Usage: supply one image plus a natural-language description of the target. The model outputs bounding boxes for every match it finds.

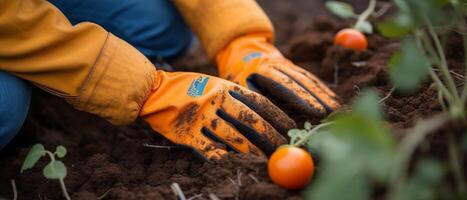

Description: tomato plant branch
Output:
[415,33,455,103]
[426,19,461,101]
[447,133,466,197]
[461,27,467,103]
[293,122,333,147]
[388,113,449,200]
[416,28,465,118]
[354,0,376,30]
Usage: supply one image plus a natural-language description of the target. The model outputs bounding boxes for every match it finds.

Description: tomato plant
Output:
[377,0,466,120]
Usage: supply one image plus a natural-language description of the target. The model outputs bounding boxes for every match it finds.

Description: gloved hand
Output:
[216,33,340,118]
[140,71,296,159]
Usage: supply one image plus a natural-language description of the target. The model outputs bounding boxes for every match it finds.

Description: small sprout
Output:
[21,144,70,200]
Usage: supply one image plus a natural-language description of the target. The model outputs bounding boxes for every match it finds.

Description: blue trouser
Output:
[0,0,192,149]
[49,0,193,59]
[0,71,31,149]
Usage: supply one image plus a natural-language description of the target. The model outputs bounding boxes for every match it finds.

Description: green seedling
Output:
[21,144,70,200]
[325,0,377,33]
[378,0,467,120]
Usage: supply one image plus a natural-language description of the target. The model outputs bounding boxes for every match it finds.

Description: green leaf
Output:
[287,129,301,138]
[303,89,396,199]
[55,146,67,158]
[399,158,443,200]
[325,1,356,19]
[21,144,45,172]
[353,89,382,120]
[355,21,373,34]
[461,133,467,153]
[304,122,312,130]
[394,0,452,27]
[305,159,369,200]
[389,38,431,93]
[43,161,67,179]
[377,20,412,38]
[330,115,394,180]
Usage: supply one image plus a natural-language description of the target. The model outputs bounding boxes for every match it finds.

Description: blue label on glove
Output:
[187,76,210,97]
[243,52,262,62]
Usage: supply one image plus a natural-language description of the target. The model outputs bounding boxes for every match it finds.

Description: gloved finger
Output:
[229,87,296,135]
[247,69,327,117]
[163,131,228,159]
[219,94,288,156]
[276,65,340,112]
[202,118,265,157]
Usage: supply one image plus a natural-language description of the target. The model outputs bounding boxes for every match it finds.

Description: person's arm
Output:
[172,0,274,58]
[0,0,156,125]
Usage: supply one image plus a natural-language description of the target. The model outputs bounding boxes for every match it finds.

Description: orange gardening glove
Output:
[140,71,296,159]
[216,34,340,118]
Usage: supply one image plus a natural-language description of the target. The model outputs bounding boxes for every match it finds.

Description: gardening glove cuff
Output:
[216,33,340,118]
[66,33,156,125]
[140,71,296,159]
[172,0,274,58]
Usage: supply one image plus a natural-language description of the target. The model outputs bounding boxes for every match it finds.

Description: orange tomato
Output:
[268,146,315,190]
[333,28,368,51]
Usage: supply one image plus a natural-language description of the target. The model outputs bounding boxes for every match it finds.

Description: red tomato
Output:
[333,28,368,51]
[268,146,315,190]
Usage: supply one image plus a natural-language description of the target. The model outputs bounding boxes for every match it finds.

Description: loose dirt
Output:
[0,0,465,200]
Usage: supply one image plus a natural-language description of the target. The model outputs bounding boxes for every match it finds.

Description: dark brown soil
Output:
[0,0,465,200]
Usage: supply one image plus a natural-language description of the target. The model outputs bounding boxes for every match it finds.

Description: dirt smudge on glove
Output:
[175,103,199,127]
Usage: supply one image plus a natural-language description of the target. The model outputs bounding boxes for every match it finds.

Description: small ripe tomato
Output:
[268,146,314,190]
[333,28,368,51]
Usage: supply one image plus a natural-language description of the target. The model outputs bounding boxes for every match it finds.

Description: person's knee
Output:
[0,72,31,149]
[50,0,193,59]
[120,0,194,59]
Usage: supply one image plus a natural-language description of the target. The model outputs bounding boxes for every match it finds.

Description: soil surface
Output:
[0,0,465,200]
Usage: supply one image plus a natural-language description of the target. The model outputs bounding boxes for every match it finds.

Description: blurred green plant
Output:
[295,89,465,200]
[377,0,466,119]
[21,144,70,200]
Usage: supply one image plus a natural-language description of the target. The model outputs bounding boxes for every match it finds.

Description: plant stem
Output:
[429,68,455,102]
[59,178,71,200]
[461,24,467,103]
[294,122,333,147]
[171,183,187,200]
[415,33,455,103]
[354,0,377,29]
[426,19,461,101]
[388,113,449,200]
[447,132,466,197]
[44,151,56,162]
[10,180,17,200]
